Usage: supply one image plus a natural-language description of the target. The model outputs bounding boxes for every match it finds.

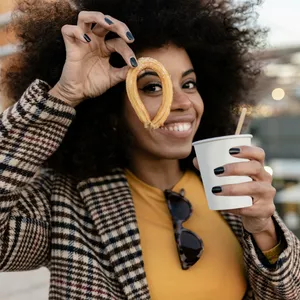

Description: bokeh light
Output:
[272,88,285,101]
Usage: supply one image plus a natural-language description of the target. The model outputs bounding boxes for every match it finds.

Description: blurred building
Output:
[255,47,300,117]
[249,46,300,160]
[248,47,300,237]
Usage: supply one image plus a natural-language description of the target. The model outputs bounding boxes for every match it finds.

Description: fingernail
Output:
[212,186,222,194]
[214,167,224,175]
[83,33,91,43]
[126,31,134,41]
[130,57,138,67]
[104,17,114,25]
[229,148,240,155]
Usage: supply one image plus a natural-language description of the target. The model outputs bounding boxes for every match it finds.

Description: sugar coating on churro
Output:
[126,57,173,129]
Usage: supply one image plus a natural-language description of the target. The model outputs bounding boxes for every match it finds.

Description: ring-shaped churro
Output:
[126,57,173,129]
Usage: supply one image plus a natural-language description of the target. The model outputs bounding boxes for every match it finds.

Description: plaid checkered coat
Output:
[0,80,299,300]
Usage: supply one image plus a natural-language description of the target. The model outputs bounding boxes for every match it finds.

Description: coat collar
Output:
[77,168,150,300]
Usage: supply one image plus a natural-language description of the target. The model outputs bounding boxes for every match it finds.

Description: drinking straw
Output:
[235,107,247,135]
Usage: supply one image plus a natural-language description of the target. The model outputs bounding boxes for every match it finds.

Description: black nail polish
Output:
[130,57,138,67]
[83,33,91,43]
[126,31,134,41]
[212,186,222,194]
[214,167,225,175]
[229,148,240,155]
[104,17,114,25]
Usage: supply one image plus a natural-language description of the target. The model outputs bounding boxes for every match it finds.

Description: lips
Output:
[163,115,195,125]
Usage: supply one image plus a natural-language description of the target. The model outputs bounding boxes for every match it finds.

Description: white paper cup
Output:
[192,134,253,211]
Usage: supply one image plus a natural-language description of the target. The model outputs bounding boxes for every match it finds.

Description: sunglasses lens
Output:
[165,189,204,269]
[168,194,190,220]
[180,231,203,263]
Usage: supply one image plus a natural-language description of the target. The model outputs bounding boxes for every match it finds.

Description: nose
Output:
[171,89,193,111]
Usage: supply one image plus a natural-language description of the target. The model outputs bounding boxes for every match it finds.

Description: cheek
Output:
[192,96,204,129]
[138,92,162,120]
[125,92,162,123]
[123,97,149,136]
[195,94,204,113]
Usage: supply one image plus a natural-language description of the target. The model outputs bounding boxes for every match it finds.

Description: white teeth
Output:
[160,122,192,132]
[183,123,190,131]
[178,125,183,132]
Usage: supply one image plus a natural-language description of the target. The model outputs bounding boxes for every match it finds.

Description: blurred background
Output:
[0,0,300,299]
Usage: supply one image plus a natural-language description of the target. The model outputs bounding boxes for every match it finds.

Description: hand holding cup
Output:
[193,145,276,234]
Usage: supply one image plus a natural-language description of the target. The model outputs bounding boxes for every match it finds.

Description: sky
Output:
[256,0,300,47]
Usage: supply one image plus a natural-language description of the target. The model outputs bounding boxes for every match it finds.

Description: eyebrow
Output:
[137,68,195,80]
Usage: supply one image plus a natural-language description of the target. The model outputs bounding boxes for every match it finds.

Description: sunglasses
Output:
[164,188,204,270]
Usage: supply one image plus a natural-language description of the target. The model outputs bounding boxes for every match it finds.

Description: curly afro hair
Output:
[1,0,265,179]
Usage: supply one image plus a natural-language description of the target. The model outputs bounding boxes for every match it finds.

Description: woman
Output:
[0,0,299,299]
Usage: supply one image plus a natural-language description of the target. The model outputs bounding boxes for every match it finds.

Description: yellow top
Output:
[125,169,247,299]
[263,238,284,264]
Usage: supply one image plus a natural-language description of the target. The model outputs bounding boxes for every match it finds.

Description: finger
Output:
[105,38,138,68]
[212,181,275,198]
[193,157,199,170]
[91,23,109,38]
[226,202,276,219]
[229,145,266,164]
[61,25,91,51]
[77,11,135,43]
[102,15,135,41]
[92,15,128,38]
[215,160,271,182]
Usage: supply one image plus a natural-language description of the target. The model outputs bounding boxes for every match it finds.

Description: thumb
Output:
[110,65,130,86]
[61,25,89,52]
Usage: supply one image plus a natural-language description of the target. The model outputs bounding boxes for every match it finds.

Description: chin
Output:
[160,145,192,160]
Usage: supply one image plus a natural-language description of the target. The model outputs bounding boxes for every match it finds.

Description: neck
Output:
[128,152,184,191]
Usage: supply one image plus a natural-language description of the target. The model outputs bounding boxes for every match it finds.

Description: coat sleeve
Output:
[0,79,76,271]
[242,211,300,300]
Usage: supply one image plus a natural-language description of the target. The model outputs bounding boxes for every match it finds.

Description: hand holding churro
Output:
[126,57,173,129]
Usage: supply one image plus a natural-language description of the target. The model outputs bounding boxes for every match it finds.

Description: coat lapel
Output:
[220,211,244,242]
[77,168,150,300]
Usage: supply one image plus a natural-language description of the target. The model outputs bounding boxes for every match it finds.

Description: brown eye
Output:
[183,81,197,89]
[142,83,162,93]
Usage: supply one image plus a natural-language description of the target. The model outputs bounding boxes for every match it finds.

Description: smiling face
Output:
[123,44,204,162]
